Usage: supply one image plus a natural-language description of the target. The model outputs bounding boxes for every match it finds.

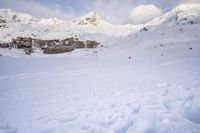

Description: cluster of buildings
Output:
[0,37,100,54]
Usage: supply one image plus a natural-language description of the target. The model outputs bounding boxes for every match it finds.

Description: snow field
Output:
[0,57,200,133]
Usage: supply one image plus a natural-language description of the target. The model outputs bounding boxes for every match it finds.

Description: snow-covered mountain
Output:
[0,9,141,43]
[149,4,200,26]
[0,3,200,56]
[96,4,200,62]
[1,3,199,42]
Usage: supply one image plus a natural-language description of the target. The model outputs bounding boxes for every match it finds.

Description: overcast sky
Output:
[0,0,199,24]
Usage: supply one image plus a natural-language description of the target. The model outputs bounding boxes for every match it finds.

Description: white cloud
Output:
[94,0,135,24]
[0,0,74,20]
[129,5,163,24]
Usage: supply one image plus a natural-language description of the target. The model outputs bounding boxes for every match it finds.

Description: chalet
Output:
[60,38,70,46]
[32,39,45,48]
[43,39,60,47]
[0,19,6,23]
[74,40,85,48]
[43,45,75,54]
[85,40,99,48]
[24,48,32,55]
[68,38,75,45]
[12,37,32,49]
[0,43,11,48]
[59,38,84,48]
[0,24,6,28]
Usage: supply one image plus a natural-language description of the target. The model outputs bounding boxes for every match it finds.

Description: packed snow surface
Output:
[0,56,200,133]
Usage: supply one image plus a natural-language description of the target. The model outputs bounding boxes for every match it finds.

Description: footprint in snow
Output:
[129,113,159,133]
[57,113,79,123]
[176,92,194,101]
[111,117,134,133]
[161,88,169,96]
[81,123,108,133]
[159,83,173,96]
[37,116,48,121]
[41,129,55,133]
[184,101,192,110]
[183,106,200,124]
[0,122,18,133]
[163,99,173,111]
[131,104,141,114]
[100,115,118,126]
[113,92,122,97]
[183,87,191,91]
[158,83,171,88]
[0,122,11,130]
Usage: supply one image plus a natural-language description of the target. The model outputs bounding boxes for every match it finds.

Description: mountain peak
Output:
[84,11,99,18]
[148,3,200,26]
[74,11,101,26]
